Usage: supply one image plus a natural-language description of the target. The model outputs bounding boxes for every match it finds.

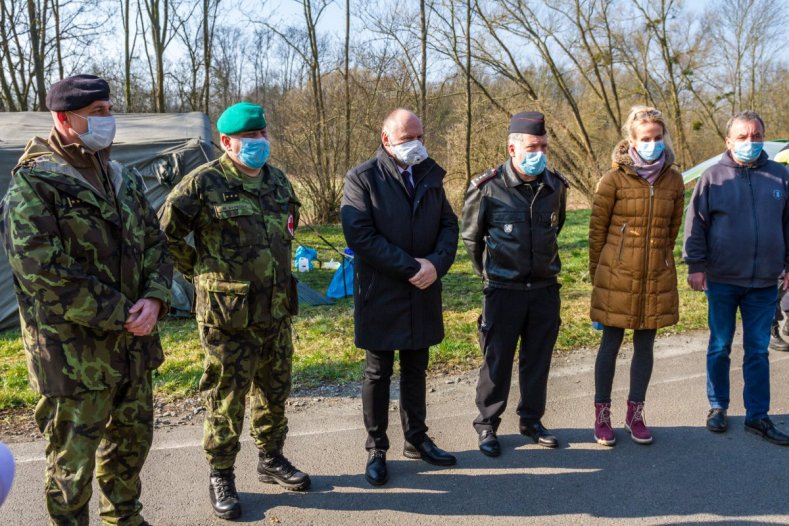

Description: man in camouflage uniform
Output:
[159,102,307,521]
[0,75,172,526]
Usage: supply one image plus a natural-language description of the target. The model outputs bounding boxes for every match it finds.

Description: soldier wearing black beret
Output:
[461,111,569,457]
[1,74,172,525]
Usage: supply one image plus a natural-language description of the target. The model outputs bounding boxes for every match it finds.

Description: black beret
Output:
[45,74,110,111]
[509,111,546,135]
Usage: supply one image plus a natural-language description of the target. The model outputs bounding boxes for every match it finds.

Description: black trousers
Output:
[362,348,429,450]
[594,326,656,403]
[473,285,561,433]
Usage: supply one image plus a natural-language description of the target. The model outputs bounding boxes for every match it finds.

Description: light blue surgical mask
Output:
[69,112,116,152]
[520,151,547,176]
[237,137,270,169]
[732,140,763,164]
[636,140,665,162]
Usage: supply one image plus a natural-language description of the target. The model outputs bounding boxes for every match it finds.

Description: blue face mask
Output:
[237,137,270,169]
[732,141,763,164]
[636,140,665,162]
[520,151,547,176]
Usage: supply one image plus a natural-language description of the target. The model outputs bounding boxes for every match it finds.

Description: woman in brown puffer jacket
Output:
[588,106,685,447]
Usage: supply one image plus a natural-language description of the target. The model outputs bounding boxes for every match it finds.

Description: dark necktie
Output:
[402,169,414,197]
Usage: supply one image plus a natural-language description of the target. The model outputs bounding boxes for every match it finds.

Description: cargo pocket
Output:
[194,274,250,330]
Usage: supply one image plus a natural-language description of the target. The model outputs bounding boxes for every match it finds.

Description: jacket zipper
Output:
[617,223,627,260]
[528,183,544,281]
[638,185,655,328]
[746,170,759,283]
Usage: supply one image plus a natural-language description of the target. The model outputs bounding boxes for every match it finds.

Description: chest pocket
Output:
[491,210,527,236]
[213,200,266,247]
[57,193,121,262]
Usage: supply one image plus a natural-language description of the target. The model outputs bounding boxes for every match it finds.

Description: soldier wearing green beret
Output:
[0,74,172,525]
[159,102,307,521]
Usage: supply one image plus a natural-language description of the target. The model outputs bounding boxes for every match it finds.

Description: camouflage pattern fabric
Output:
[200,320,293,469]
[0,132,172,526]
[159,154,300,468]
[159,154,300,325]
[0,136,173,397]
[35,371,153,526]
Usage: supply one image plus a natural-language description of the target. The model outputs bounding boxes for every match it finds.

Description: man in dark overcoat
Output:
[341,108,459,486]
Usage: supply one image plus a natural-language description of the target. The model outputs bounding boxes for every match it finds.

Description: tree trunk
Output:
[26,0,48,110]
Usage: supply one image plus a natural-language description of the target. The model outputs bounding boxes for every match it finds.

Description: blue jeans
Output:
[705,281,777,421]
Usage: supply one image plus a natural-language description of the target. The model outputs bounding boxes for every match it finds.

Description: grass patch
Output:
[0,209,709,410]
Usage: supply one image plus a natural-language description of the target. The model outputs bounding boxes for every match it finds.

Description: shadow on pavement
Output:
[238,422,789,521]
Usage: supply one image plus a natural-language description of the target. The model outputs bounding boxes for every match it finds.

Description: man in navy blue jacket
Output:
[684,110,789,446]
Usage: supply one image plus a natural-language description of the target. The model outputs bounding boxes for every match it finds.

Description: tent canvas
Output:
[0,112,214,329]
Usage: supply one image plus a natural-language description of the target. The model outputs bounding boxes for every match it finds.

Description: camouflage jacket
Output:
[0,134,173,397]
[159,154,300,329]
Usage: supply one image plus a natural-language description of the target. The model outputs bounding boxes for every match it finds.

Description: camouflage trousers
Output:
[199,318,293,470]
[34,372,153,526]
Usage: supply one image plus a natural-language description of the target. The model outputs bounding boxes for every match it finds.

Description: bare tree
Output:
[202,0,220,115]
[139,0,185,112]
[344,0,351,169]
[263,0,344,223]
[631,0,698,167]
[26,0,50,110]
[120,0,138,110]
[360,0,432,117]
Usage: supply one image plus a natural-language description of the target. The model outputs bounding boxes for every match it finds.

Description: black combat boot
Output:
[257,450,311,491]
[769,324,789,352]
[209,468,241,520]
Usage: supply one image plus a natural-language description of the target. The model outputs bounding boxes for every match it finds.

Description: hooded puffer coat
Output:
[588,140,685,329]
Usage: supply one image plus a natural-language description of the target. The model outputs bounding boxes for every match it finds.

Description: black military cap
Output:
[508,111,546,135]
[45,74,110,111]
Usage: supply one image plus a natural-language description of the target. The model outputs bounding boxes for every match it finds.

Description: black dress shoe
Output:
[403,437,457,466]
[209,468,241,520]
[744,418,789,445]
[257,451,311,491]
[478,430,500,457]
[706,408,728,433]
[365,449,388,486]
[519,421,558,448]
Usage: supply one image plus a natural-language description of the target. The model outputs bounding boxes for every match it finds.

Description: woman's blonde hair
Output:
[622,105,673,149]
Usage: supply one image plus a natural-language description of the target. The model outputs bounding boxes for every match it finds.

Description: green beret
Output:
[217,102,267,135]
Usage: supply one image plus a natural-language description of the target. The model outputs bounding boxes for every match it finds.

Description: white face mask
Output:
[69,112,116,151]
[389,139,428,167]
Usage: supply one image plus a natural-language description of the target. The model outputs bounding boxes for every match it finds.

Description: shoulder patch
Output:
[471,168,498,188]
[552,170,571,188]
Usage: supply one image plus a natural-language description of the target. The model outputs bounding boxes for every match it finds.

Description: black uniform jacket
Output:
[461,159,568,290]
[341,146,458,351]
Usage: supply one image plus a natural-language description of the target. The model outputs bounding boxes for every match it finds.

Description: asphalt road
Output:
[3,328,789,525]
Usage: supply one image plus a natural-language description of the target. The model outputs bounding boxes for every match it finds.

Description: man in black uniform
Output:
[461,111,568,457]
